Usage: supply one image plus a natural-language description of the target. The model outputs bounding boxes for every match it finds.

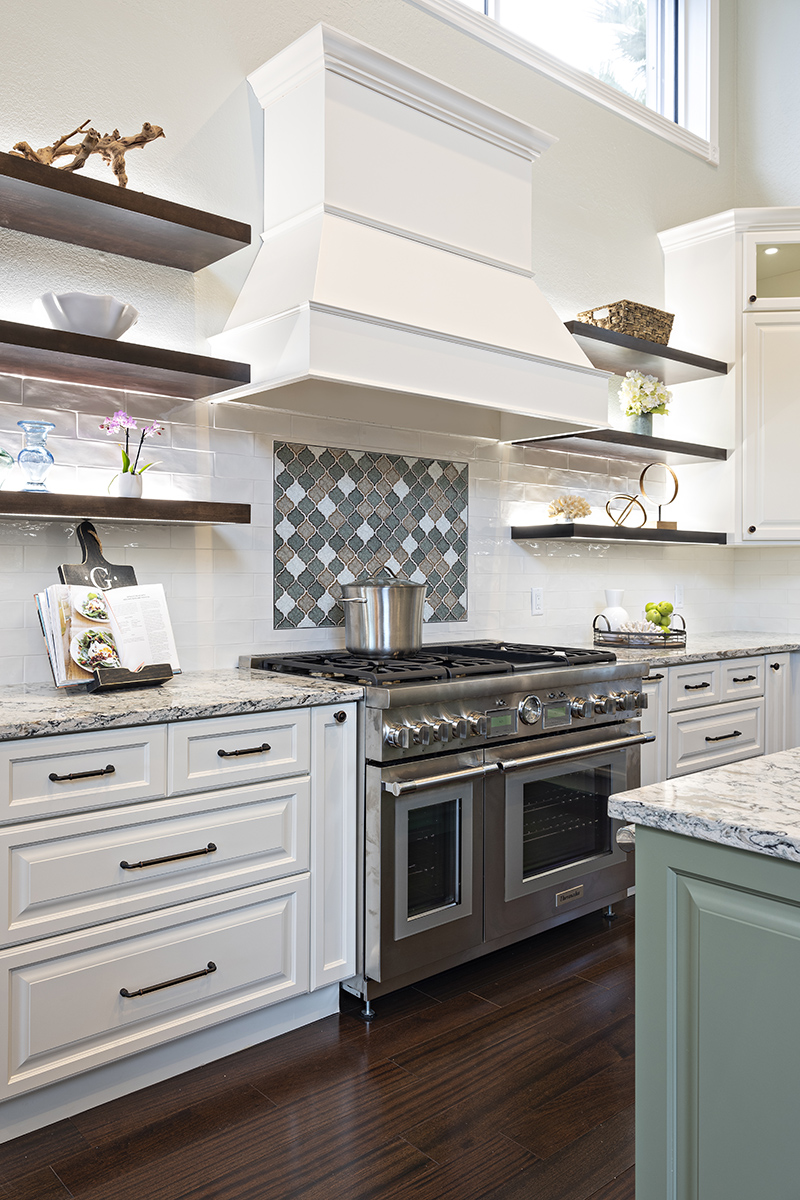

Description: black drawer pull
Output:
[685,682,711,690]
[732,675,756,683]
[333,710,348,724]
[49,764,115,783]
[705,730,742,743]
[120,843,217,870]
[120,961,217,998]
[649,673,665,682]
[771,662,781,671]
[217,742,271,758]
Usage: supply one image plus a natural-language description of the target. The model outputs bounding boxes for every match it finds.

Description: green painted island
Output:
[609,748,800,1200]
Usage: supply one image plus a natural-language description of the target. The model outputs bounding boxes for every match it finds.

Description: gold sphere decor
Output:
[639,462,679,529]
[605,494,647,528]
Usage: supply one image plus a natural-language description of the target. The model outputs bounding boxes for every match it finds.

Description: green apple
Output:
[657,601,674,616]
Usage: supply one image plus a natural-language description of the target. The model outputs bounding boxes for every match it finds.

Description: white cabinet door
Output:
[0,727,168,824]
[640,673,668,786]
[668,698,765,777]
[742,312,800,541]
[1,778,311,945]
[310,703,357,991]
[168,711,310,794]
[765,653,793,754]
[0,876,310,1099]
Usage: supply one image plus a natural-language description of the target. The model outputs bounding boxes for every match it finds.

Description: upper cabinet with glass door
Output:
[745,231,800,310]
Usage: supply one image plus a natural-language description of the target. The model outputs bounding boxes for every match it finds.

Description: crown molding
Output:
[659,207,800,252]
[247,23,556,161]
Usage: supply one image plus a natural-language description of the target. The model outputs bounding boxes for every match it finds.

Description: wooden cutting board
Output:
[58,521,137,590]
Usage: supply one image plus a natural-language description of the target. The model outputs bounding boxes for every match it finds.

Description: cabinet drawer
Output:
[720,657,764,702]
[0,727,168,824]
[668,699,765,778]
[1,778,311,945]
[0,877,310,1098]
[169,711,310,794]
[668,664,721,711]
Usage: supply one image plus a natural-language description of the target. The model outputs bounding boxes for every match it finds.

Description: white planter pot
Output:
[113,473,143,499]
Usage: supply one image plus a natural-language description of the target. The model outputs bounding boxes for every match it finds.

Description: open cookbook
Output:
[36,583,181,687]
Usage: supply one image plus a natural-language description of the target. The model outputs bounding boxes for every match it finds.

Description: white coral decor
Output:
[618,370,672,417]
[548,494,592,520]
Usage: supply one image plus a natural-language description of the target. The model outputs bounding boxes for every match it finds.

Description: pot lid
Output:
[349,566,424,588]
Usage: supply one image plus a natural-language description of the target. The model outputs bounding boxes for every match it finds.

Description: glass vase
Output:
[623,413,653,436]
[17,420,55,492]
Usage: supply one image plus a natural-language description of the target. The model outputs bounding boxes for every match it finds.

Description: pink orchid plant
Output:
[100,410,163,480]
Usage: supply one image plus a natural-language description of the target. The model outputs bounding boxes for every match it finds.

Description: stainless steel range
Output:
[245,642,653,1015]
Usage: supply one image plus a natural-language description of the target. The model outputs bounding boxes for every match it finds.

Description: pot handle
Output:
[340,597,368,604]
[372,566,398,581]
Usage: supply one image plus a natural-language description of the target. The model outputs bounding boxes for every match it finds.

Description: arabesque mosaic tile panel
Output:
[273,442,468,629]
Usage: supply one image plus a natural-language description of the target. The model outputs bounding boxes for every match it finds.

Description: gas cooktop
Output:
[246,641,616,687]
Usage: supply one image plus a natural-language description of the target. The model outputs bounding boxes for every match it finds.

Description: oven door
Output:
[484,725,652,941]
[366,751,490,983]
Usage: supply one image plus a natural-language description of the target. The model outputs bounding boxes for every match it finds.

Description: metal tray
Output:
[593,612,686,648]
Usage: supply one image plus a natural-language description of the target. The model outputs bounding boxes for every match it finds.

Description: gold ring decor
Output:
[605,494,647,527]
[639,462,679,506]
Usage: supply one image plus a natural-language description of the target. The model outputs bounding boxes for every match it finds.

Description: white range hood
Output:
[210,25,609,439]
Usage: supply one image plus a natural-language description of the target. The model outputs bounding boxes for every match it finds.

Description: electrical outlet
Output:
[531,587,544,616]
[674,583,684,608]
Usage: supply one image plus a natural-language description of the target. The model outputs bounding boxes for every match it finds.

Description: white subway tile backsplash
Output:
[2,381,798,688]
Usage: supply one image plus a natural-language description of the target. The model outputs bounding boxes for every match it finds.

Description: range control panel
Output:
[378,685,647,758]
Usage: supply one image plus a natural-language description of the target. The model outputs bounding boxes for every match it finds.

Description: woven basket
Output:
[577,300,674,345]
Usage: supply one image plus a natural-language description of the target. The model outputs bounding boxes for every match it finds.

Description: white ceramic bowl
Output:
[37,291,139,340]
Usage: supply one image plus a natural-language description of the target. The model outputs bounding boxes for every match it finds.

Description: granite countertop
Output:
[585,632,800,669]
[610,746,800,863]
[0,670,363,741]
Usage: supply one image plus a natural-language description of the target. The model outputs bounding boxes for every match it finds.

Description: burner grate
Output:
[249,641,614,685]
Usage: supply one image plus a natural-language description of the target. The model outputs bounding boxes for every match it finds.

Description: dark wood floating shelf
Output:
[511,523,728,546]
[0,319,249,400]
[565,321,729,385]
[514,427,729,466]
[0,150,251,271]
[0,492,250,525]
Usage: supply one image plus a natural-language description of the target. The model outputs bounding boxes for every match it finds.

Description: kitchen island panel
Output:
[636,826,800,1200]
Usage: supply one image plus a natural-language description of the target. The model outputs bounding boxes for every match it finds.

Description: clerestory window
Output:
[405,0,719,162]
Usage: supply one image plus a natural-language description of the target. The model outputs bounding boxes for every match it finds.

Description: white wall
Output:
[0,0,797,684]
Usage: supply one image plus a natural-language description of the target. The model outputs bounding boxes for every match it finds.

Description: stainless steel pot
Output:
[339,566,426,656]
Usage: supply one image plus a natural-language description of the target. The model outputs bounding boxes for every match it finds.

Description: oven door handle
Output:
[497,732,656,774]
[382,762,500,796]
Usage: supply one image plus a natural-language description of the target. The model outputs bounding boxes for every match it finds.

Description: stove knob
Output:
[411,723,433,746]
[634,690,648,710]
[592,694,614,715]
[432,721,451,743]
[608,692,628,712]
[384,724,411,749]
[451,718,470,739]
[518,695,542,725]
[570,696,590,718]
[467,713,488,737]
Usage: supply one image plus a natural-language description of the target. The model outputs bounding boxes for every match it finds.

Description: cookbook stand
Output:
[58,520,173,693]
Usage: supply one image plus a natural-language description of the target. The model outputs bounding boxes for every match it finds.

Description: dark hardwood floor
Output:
[0,901,635,1200]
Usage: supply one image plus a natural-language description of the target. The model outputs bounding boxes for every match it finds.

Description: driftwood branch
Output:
[94,123,165,188]
[9,120,165,187]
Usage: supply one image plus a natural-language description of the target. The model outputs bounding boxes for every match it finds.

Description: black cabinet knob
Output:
[748,525,756,533]
[333,710,347,724]
[749,294,757,302]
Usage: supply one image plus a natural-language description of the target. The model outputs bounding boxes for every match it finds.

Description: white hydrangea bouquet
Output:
[618,370,672,417]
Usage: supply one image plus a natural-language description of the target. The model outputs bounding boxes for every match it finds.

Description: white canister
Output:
[599,589,630,631]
